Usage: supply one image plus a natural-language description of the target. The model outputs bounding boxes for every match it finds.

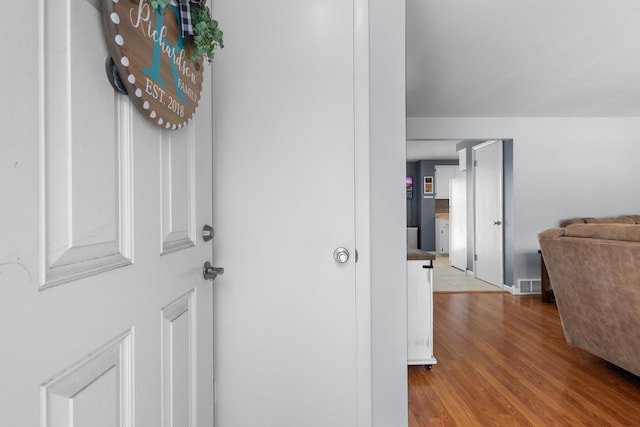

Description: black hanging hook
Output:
[105,56,128,95]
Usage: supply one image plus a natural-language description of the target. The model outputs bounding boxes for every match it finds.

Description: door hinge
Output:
[474,254,478,261]
[474,160,478,167]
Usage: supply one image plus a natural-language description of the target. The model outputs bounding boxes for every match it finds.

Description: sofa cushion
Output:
[564,223,640,242]
[583,216,636,224]
[560,215,640,227]
[559,218,586,227]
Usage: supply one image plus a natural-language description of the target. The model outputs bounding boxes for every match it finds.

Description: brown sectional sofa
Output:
[538,215,640,377]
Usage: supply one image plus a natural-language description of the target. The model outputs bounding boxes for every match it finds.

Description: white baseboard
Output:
[502,284,516,295]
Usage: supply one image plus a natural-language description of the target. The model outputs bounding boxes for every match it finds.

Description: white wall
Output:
[370,0,408,426]
[408,117,640,280]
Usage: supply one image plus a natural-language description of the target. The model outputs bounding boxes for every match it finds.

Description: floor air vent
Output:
[516,278,542,295]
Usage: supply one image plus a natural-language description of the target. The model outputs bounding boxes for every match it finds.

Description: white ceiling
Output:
[406,0,640,118]
[406,139,460,161]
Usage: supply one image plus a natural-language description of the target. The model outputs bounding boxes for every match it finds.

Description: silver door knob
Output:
[333,247,350,264]
[203,261,224,281]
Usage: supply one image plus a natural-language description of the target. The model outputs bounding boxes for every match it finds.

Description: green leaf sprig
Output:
[145,0,223,63]
[149,0,171,10]
[190,5,224,62]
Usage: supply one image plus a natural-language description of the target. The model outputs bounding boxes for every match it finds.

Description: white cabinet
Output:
[434,165,456,199]
[435,218,450,255]
[407,254,437,367]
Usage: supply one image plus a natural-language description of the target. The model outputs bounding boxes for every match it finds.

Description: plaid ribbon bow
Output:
[178,0,204,37]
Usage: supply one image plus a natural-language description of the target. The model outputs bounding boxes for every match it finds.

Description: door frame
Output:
[449,172,467,271]
[354,0,373,420]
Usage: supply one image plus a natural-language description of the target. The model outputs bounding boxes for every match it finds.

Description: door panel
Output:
[212,0,358,425]
[474,140,503,287]
[41,330,133,427]
[41,0,133,288]
[162,290,197,427]
[1,1,214,425]
[161,130,197,254]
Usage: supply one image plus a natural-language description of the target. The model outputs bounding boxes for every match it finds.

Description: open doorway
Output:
[405,139,514,289]
[406,139,459,254]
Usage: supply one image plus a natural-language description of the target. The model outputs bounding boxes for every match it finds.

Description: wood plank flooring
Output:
[409,293,640,426]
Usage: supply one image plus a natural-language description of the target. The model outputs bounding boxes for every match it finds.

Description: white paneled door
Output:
[1,1,214,426]
[474,140,504,287]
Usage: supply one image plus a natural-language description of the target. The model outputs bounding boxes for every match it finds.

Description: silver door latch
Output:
[203,261,224,281]
[202,224,214,242]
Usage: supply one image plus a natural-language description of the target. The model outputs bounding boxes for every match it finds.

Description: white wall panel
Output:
[39,0,132,288]
[160,126,196,254]
[162,290,196,427]
[40,330,133,427]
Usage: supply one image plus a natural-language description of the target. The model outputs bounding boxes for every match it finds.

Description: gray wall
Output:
[406,162,419,227]
[406,159,458,251]
[503,140,514,287]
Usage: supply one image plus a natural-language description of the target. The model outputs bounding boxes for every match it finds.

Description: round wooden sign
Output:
[101,0,204,130]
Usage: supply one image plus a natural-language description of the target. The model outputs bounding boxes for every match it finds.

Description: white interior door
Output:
[474,140,504,287]
[449,173,467,271]
[1,2,214,425]
[211,1,359,426]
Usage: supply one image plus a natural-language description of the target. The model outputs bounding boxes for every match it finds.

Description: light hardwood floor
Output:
[432,256,503,293]
[409,293,640,426]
